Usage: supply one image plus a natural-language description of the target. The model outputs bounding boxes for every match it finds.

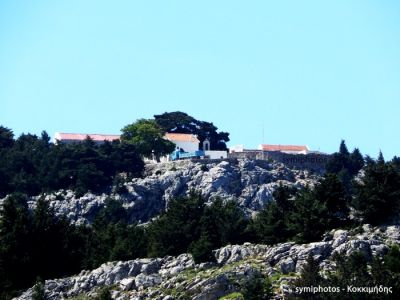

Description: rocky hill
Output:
[15,224,400,300]
[20,159,320,225]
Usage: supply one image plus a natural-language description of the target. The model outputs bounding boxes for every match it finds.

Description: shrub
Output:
[241,271,273,300]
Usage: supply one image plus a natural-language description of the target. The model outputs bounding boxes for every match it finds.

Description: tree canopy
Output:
[352,158,400,225]
[120,119,175,158]
[0,128,144,197]
[0,126,14,149]
[154,111,230,150]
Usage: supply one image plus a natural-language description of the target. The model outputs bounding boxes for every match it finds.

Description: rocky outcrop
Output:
[10,159,319,225]
[15,225,400,300]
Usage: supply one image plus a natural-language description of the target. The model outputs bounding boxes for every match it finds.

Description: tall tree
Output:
[189,199,248,263]
[349,148,364,175]
[326,140,364,177]
[352,158,400,225]
[154,111,230,150]
[250,185,295,244]
[287,187,329,243]
[339,140,349,156]
[0,193,34,297]
[147,193,205,257]
[121,119,175,158]
[313,174,349,227]
[0,126,14,149]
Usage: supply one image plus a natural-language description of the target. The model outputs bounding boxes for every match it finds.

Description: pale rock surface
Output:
[15,225,400,300]
[1,159,319,225]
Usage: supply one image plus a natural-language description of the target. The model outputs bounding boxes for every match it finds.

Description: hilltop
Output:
[17,159,319,226]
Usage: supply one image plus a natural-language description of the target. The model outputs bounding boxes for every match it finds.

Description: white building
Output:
[162,133,228,160]
[164,133,200,152]
[54,132,120,144]
[258,144,310,155]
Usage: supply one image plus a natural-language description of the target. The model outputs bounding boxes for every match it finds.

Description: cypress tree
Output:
[349,148,364,175]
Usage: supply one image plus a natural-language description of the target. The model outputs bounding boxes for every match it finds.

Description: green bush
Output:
[95,287,111,300]
[32,279,46,300]
[241,271,273,300]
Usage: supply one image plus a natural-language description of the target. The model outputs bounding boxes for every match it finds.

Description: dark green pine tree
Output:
[147,193,205,257]
[0,193,34,297]
[287,187,329,243]
[273,184,296,214]
[352,156,400,225]
[189,199,248,263]
[32,197,87,279]
[339,140,350,156]
[0,125,14,149]
[349,148,365,175]
[325,140,350,174]
[377,151,385,164]
[326,140,364,180]
[326,252,372,300]
[313,174,349,228]
[200,199,248,247]
[391,156,400,171]
[251,201,287,244]
[384,245,400,273]
[251,185,295,244]
[294,255,322,289]
[189,233,215,264]
[382,245,400,296]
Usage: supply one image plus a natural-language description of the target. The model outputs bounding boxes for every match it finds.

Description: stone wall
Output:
[228,150,330,172]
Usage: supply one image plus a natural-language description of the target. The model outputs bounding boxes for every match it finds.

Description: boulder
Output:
[119,278,135,291]
[278,257,296,274]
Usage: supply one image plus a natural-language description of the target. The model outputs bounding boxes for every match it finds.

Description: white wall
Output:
[230,144,244,152]
[281,150,308,155]
[174,141,199,152]
[205,150,227,159]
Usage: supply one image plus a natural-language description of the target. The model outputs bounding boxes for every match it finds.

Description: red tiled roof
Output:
[164,133,200,143]
[55,132,120,142]
[260,144,309,152]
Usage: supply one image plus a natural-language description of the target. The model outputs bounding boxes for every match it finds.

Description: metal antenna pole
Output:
[262,123,265,160]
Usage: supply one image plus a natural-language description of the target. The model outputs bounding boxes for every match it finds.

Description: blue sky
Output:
[1,1,399,158]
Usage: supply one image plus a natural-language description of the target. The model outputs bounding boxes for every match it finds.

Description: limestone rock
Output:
[2,159,319,225]
[278,257,296,274]
[14,224,400,300]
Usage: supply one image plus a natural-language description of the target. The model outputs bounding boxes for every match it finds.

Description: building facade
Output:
[164,133,200,152]
[54,132,120,144]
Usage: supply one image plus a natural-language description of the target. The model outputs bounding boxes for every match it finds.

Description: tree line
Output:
[292,246,400,299]
[0,126,144,198]
[0,111,230,197]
